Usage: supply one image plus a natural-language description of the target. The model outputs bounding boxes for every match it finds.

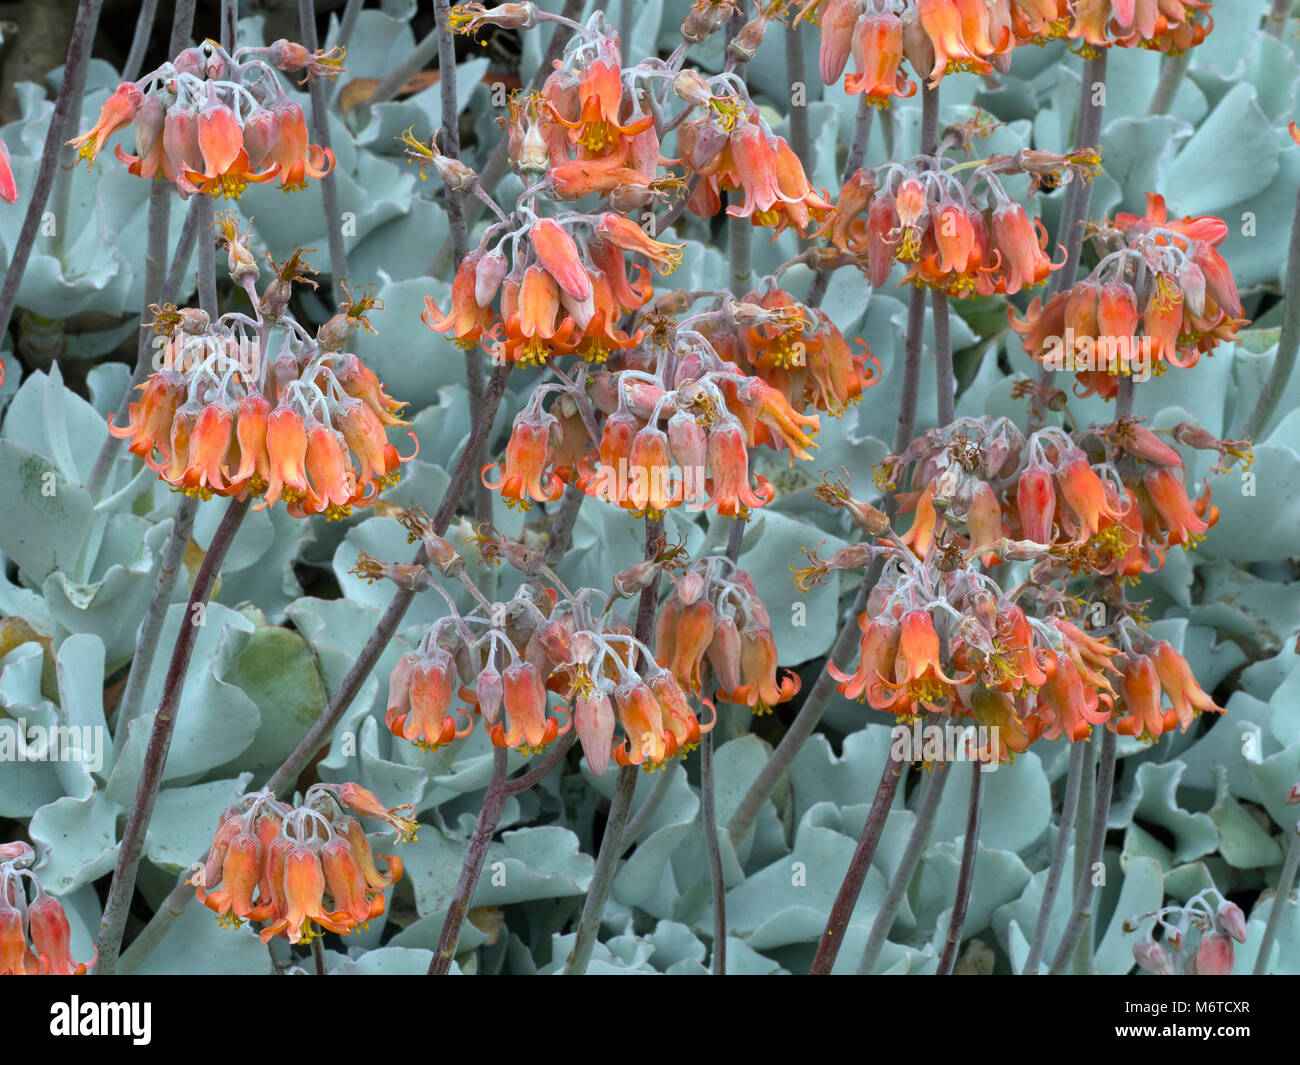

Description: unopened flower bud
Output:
[173,47,205,77]
[1194,932,1234,975]
[1133,939,1175,976]
[1217,901,1248,944]
[475,247,508,307]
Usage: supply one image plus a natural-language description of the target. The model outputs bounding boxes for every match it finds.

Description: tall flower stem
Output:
[936,765,985,974]
[730,206,753,292]
[432,0,491,524]
[618,766,676,856]
[110,501,197,751]
[698,517,746,974]
[1068,729,1097,971]
[1048,726,1117,974]
[121,0,160,83]
[298,0,349,301]
[565,763,639,973]
[363,29,440,108]
[786,18,811,251]
[429,747,510,974]
[726,570,873,846]
[808,755,905,974]
[1034,50,1107,420]
[0,0,104,343]
[1052,51,1107,297]
[1022,739,1086,974]
[97,496,251,974]
[1147,48,1189,116]
[565,514,665,974]
[700,730,727,974]
[1253,821,1300,974]
[220,0,237,51]
[334,0,365,54]
[856,764,951,973]
[805,97,874,308]
[1244,182,1300,441]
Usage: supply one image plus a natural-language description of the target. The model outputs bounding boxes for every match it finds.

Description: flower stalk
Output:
[936,764,985,974]
[97,495,251,974]
[856,763,951,973]
[1022,739,1086,974]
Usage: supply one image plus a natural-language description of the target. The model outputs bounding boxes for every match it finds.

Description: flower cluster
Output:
[697,287,882,417]
[481,299,865,518]
[1,842,95,975]
[1130,889,1247,976]
[1066,0,1213,53]
[826,549,1058,762]
[800,0,1213,101]
[68,38,341,198]
[109,250,414,517]
[656,557,800,712]
[675,75,832,237]
[1100,626,1222,741]
[825,538,1221,759]
[423,212,681,366]
[1012,194,1244,400]
[371,520,714,773]
[825,148,1110,296]
[801,0,1021,98]
[189,784,412,945]
[879,414,1241,577]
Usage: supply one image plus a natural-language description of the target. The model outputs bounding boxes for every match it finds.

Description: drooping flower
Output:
[190,785,409,945]
[0,137,17,205]
[109,295,414,517]
[68,40,339,198]
[0,843,96,975]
